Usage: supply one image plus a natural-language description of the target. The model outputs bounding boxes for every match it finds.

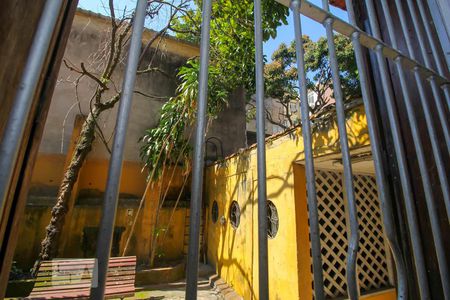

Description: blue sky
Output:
[264,0,348,59]
[77,0,348,59]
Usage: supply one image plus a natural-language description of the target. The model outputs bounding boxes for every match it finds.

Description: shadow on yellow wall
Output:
[204,103,396,300]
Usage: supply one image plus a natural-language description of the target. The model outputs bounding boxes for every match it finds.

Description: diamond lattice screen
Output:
[313,170,391,299]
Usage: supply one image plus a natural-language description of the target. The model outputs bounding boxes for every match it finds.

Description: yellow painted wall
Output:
[15,201,188,270]
[29,154,66,187]
[14,152,188,270]
[77,159,147,196]
[205,104,396,299]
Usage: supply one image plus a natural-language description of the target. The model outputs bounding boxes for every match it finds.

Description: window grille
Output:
[314,170,390,299]
[267,200,279,238]
[229,201,241,229]
[211,200,219,223]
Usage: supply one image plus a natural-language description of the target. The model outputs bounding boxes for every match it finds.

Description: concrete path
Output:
[131,277,224,300]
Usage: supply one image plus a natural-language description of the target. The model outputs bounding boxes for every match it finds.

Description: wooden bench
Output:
[27,256,136,299]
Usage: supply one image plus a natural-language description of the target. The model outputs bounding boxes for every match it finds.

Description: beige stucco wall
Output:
[39,9,199,162]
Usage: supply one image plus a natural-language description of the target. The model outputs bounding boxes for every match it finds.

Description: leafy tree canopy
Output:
[141,3,360,177]
[140,0,288,176]
[172,0,288,96]
[262,33,360,129]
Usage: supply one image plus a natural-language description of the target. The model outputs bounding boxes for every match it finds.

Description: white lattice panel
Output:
[353,174,390,292]
[312,170,390,299]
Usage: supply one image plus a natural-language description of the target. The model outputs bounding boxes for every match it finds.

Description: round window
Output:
[267,200,279,238]
[211,200,219,223]
[229,201,240,229]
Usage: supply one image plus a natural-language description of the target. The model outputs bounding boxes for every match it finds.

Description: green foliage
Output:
[304,34,360,102]
[140,0,288,177]
[264,34,360,121]
[139,60,228,178]
[172,0,288,96]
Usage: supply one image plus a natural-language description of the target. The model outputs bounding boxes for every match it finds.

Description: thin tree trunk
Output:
[34,106,101,270]
[149,165,167,267]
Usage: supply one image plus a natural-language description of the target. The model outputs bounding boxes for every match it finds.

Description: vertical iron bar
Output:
[395,0,450,296]
[291,1,325,299]
[415,0,450,78]
[346,0,431,297]
[321,2,359,298]
[185,0,212,298]
[404,0,450,152]
[254,0,269,299]
[401,0,450,219]
[366,1,429,299]
[414,0,450,109]
[89,0,147,298]
[0,0,63,225]
[350,1,409,298]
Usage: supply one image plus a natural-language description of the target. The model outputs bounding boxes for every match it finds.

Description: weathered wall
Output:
[207,87,248,157]
[12,9,197,270]
[14,197,188,270]
[14,134,189,269]
[39,9,197,162]
[39,9,247,162]
[205,104,396,299]
[15,150,189,270]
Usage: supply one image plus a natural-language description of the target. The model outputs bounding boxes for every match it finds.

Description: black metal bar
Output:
[254,0,269,299]
[290,1,325,299]
[185,0,212,298]
[89,0,147,298]
[321,2,359,298]
[0,0,63,225]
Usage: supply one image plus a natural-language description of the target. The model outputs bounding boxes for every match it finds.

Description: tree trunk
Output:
[35,106,101,266]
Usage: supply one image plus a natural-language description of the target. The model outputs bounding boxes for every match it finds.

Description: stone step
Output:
[209,274,243,300]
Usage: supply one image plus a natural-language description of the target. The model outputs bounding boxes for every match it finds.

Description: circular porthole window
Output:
[267,200,279,238]
[211,201,219,223]
[229,201,241,229]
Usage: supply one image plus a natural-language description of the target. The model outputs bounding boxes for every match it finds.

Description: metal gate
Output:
[184,0,449,299]
[0,0,449,299]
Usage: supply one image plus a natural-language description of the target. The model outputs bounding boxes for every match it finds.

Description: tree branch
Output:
[136,67,171,77]
[134,90,170,101]
[63,60,108,90]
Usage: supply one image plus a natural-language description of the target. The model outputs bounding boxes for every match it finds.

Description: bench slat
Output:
[28,256,136,299]
[40,259,94,265]
[40,256,135,262]
[34,275,136,288]
[31,279,135,292]
[39,256,135,267]
[29,290,134,300]
[29,284,134,297]
[37,265,135,274]
[36,269,136,283]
